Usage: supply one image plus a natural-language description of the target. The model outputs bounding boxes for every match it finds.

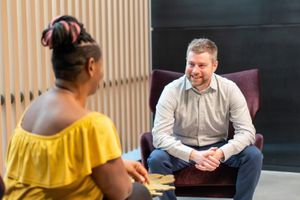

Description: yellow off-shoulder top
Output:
[3,112,122,200]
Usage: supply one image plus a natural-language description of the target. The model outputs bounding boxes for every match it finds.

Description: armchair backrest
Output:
[221,69,260,119]
[149,69,260,138]
[149,70,183,113]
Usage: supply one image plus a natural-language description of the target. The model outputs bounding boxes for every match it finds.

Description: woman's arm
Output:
[92,157,132,200]
[123,160,149,184]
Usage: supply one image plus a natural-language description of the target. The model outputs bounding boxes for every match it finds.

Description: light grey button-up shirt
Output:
[152,73,256,162]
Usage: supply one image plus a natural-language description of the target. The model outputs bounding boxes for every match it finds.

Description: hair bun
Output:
[41,16,81,49]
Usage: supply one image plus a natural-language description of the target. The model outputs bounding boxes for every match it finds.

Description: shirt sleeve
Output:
[220,83,256,161]
[89,115,122,167]
[152,84,194,162]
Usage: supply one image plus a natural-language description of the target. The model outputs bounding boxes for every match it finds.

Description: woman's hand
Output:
[123,160,150,184]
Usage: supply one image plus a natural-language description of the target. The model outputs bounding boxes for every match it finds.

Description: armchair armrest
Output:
[255,133,264,151]
[140,132,154,169]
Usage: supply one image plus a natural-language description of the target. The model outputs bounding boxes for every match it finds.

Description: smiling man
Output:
[147,38,263,200]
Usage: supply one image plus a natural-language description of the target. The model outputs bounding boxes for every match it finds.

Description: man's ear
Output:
[86,57,95,77]
[213,60,218,73]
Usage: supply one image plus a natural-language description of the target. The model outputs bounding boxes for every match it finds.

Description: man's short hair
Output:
[186,38,218,61]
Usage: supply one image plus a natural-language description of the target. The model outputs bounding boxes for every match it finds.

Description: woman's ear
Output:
[86,57,96,77]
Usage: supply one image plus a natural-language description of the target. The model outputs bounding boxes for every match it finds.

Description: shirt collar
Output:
[184,73,218,92]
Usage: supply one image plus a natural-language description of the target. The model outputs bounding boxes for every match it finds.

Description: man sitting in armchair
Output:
[147,38,263,200]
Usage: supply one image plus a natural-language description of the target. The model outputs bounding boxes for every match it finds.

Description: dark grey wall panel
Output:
[152,0,300,28]
[151,0,300,171]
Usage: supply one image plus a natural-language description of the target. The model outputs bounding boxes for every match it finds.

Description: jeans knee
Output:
[245,146,263,166]
[147,149,171,172]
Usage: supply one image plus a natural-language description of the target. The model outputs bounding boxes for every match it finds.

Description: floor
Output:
[153,170,300,200]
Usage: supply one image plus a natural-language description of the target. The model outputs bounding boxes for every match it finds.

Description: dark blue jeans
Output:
[147,141,263,200]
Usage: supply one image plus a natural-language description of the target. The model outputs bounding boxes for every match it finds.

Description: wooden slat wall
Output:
[0,0,150,174]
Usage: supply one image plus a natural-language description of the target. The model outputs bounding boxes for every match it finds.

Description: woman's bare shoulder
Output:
[21,92,89,136]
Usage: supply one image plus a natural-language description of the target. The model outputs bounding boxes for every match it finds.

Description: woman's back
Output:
[22,89,89,136]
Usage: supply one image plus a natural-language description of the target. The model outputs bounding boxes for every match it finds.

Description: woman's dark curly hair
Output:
[41,15,101,81]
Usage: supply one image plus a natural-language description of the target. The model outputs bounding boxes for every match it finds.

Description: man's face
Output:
[185,51,218,92]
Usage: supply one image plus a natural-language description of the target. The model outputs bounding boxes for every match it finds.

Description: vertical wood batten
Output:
[30,0,39,99]
[55,0,60,14]
[38,0,48,93]
[132,0,138,149]
[84,0,92,110]
[18,0,30,109]
[143,1,148,133]
[132,0,137,148]
[59,0,65,14]
[100,0,109,117]
[145,0,151,133]
[81,0,87,26]
[43,0,51,88]
[144,0,150,133]
[2,0,13,144]
[9,0,21,124]
[91,0,98,111]
[95,0,104,115]
[139,0,145,133]
[49,1,56,85]
[124,0,131,152]
[128,0,134,151]
[0,0,5,172]
[112,2,118,135]
[99,1,106,116]
[118,0,126,150]
[132,0,139,149]
[135,0,142,148]
[106,0,115,125]
[35,0,42,92]
[67,0,73,15]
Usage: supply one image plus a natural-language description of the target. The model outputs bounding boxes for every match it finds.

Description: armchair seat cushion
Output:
[174,165,237,187]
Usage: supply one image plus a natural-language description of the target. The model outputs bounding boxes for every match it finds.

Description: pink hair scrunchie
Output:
[42,16,81,48]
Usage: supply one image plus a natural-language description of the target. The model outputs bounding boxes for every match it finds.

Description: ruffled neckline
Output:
[17,112,99,140]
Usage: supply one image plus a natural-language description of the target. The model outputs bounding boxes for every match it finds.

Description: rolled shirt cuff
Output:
[220,143,237,162]
[167,145,194,163]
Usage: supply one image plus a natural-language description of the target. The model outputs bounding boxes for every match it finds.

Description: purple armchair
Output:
[140,69,264,198]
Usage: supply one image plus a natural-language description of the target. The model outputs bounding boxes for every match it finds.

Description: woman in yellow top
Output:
[3,15,151,200]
